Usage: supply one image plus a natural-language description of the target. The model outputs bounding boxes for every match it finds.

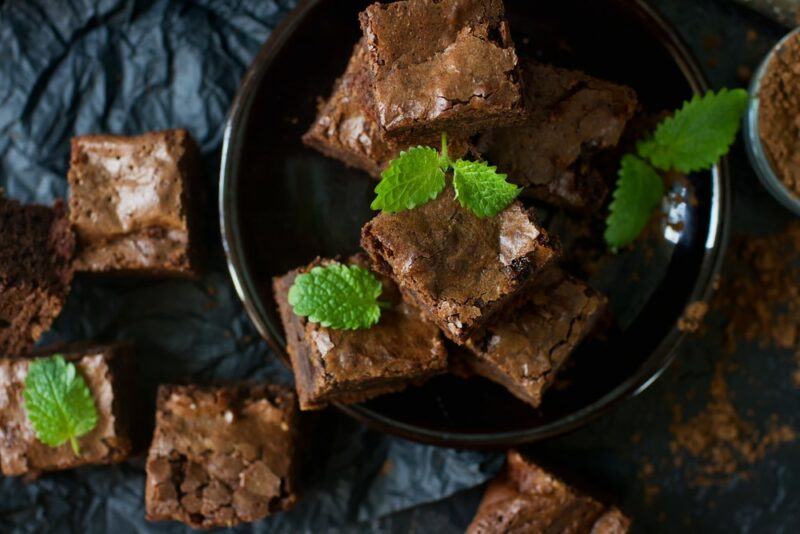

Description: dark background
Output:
[0,0,796,532]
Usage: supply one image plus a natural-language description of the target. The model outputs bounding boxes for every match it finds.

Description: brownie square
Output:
[0,194,75,356]
[67,129,201,275]
[361,188,557,344]
[462,267,607,408]
[303,39,470,179]
[273,254,448,410]
[359,0,524,144]
[467,450,631,533]
[478,61,638,211]
[0,344,133,476]
[145,383,299,529]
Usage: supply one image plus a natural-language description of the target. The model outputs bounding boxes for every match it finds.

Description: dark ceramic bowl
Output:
[220,0,728,447]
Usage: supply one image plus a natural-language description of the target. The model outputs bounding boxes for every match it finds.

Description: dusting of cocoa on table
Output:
[759,32,800,197]
[677,301,709,333]
[713,222,800,354]
[669,362,795,487]
[637,460,660,504]
[665,224,800,486]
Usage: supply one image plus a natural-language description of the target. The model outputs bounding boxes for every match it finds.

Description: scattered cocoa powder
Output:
[637,460,661,504]
[794,349,800,388]
[713,222,800,354]
[758,32,800,197]
[736,64,753,83]
[677,301,709,333]
[669,362,795,487]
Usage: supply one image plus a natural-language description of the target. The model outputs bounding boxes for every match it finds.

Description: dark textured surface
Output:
[0,0,797,533]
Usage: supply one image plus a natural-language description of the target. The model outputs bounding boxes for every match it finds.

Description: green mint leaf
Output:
[452,159,521,218]
[637,88,748,173]
[23,355,98,455]
[288,263,384,330]
[371,146,446,213]
[605,155,665,250]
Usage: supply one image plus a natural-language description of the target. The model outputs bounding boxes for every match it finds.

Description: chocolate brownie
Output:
[462,267,607,408]
[273,254,448,410]
[145,383,298,529]
[359,0,524,144]
[67,129,201,275]
[0,345,132,476]
[361,188,557,344]
[467,450,631,534]
[478,61,638,211]
[303,39,470,179]
[0,194,75,356]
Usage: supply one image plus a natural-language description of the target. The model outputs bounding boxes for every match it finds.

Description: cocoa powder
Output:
[665,224,800,487]
[759,32,800,197]
[669,362,795,487]
[713,222,800,354]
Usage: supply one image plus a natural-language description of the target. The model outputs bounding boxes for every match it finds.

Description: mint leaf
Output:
[288,263,384,330]
[452,159,520,218]
[605,155,665,250]
[637,88,748,173]
[23,355,98,455]
[371,146,447,213]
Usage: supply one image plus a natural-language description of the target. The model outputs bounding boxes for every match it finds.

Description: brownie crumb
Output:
[677,301,709,333]
[669,362,795,487]
[758,33,800,197]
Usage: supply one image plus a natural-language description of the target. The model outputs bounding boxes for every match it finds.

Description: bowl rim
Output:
[219,0,730,447]
[744,26,800,218]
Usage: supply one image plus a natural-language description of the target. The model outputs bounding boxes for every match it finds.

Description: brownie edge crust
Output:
[0,195,75,357]
[273,255,448,410]
[0,345,132,476]
[361,191,558,344]
[145,383,299,529]
[467,451,631,534]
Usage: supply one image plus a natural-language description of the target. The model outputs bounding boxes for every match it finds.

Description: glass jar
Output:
[743,26,800,217]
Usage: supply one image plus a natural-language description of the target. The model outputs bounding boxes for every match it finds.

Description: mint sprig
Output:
[371,146,446,213]
[372,134,519,218]
[288,263,385,330]
[605,88,747,250]
[453,159,521,218]
[23,355,99,455]
[604,155,665,250]
[637,89,748,173]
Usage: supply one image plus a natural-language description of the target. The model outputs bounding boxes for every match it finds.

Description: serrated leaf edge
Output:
[637,88,748,173]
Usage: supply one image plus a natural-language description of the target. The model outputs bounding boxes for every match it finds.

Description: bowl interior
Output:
[222,0,723,445]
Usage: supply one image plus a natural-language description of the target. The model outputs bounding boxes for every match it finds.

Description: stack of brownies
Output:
[0,0,639,530]
[275,0,638,529]
[1,131,301,529]
[281,0,638,413]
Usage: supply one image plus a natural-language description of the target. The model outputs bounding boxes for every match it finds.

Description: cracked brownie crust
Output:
[145,383,298,529]
[463,267,607,408]
[68,129,201,275]
[303,38,470,179]
[467,451,631,534]
[361,189,557,344]
[0,195,75,357]
[0,345,132,476]
[359,0,524,143]
[273,254,448,411]
[478,61,638,211]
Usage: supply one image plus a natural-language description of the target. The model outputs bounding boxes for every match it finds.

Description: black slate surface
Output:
[0,0,798,533]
